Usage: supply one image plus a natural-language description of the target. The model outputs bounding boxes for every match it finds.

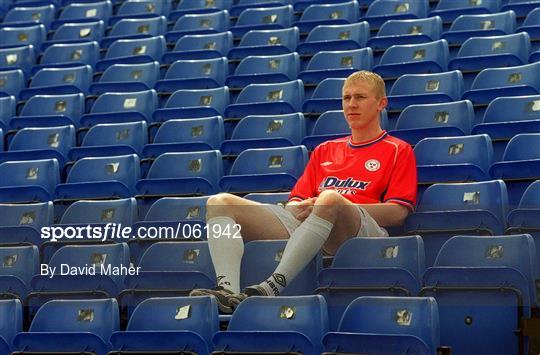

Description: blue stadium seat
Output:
[225,80,304,118]
[441,11,517,49]
[46,21,106,46]
[293,0,359,33]
[212,295,328,354]
[298,47,373,86]
[29,243,131,302]
[430,0,502,28]
[95,35,166,72]
[502,0,540,20]
[156,57,228,91]
[129,196,209,262]
[3,4,55,28]
[219,145,308,193]
[226,52,300,90]
[373,39,449,83]
[0,158,60,203]
[230,5,294,38]
[0,125,76,167]
[153,87,230,122]
[387,70,463,129]
[230,0,292,15]
[0,24,46,50]
[33,42,99,74]
[414,134,494,195]
[301,110,350,150]
[296,21,369,55]
[241,239,321,295]
[0,69,24,99]
[489,133,540,208]
[367,16,443,59]
[13,299,120,355]
[0,245,39,300]
[462,62,540,120]
[110,296,219,354]
[0,299,22,354]
[506,180,540,274]
[60,198,138,226]
[221,113,305,155]
[101,16,168,48]
[167,10,230,42]
[363,0,429,29]
[323,296,440,355]
[391,100,474,145]
[163,31,233,61]
[144,117,225,159]
[0,95,16,130]
[302,77,344,114]
[120,242,216,313]
[471,94,540,161]
[172,0,233,18]
[404,180,508,265]
[11,93,86,129]
[449,32,531,90]
[20,65,93,100]
[318,236,426,330]
[244,191,290,204]
[0,201,53,231]
[0,44,36,76]
[90,61,160,95]
[69,121,148,160]
[55,154,140,200]
[421,234,535,355]
[517,8,540,52]
[80,89,158,127]
[52,1,112,29]
[115,0,172,18]
[136,150,223,198]
[228,26,300,59]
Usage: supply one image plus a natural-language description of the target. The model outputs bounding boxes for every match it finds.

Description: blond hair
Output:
[343,70,386,99]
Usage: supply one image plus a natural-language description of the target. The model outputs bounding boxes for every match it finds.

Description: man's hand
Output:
[285,197,317,222]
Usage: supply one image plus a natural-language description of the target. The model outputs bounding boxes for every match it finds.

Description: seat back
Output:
[66,154,141,193]
[469,62,540,91]
[338,296,440,354]
[299,1,359,23]
[60,198,138,225]
[0,24,46,49]
[81,121,148,154]
[0,299,22,349]
[0,245,39,285]
[109,16,167,37]
[52,21,105,42]
[0,201,53,229]
[235,5,293,27]
[29,66,93,93]
[0,45,36,75]
[173,10,230,32]
[390,70,464,100]
[58,1,112,22]
[10,125,76,157]
[237,27,299,51]
[0,69,24,98]
[173,31,233,56]
[147,150,223,183]
[377,16,442,38]
[310,110,349,135]
[379,39,448,70]
[152,116,225,149]
[482,94,540,123]
[20,94,85,126]
[143,196,208,222]
[228,295,329,343]
[4,4,56,28]
[234,52,299,79]
[90,90,157,121]
[97,62,160,88]
[164,87,230,113]
[117,0,171,16]
[231,113,305,144]
[40,42,100,67]
[235,79,304,109]
[229,145,308,176]
[164,57,228,84]
[305,47,373,71]
[304,21,369,46]
[29,299,120,342]
[456,32,530,64]
[105,36,166,61]
[0,159,60,194]
[501,133,540,161]
[126,296,219,346]
[139,241,216,279]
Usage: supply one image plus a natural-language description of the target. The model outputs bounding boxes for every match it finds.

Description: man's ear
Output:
[378,96,388,111]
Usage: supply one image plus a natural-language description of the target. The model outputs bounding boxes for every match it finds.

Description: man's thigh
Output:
[220,197,291,241]
[321,203,362,255]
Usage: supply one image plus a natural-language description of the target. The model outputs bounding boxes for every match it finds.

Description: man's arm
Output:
[358,202,411,227]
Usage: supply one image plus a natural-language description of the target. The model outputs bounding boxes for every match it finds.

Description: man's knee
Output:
[316,190,347,206]
[207,193,238,207]
[206,193,244,219]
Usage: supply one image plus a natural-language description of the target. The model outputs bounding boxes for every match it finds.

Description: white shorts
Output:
[264,204,388,239]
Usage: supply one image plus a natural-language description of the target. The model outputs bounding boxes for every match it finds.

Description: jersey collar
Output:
[347,131,388,149]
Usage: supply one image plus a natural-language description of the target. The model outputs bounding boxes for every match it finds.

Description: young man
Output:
[190,71,417,313]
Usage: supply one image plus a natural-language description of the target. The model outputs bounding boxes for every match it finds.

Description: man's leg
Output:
[248,190,362,296]
[192,193,290,298]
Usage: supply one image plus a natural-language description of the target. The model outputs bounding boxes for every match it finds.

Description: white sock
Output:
[207,216,244,293]
[258,213,333,296]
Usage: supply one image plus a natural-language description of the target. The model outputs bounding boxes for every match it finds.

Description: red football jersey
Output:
[290,131,417,210]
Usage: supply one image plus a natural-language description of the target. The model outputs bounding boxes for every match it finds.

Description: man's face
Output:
[342,80,387,131]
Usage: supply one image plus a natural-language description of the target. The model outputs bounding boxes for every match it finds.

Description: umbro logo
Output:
[321,161,333,166]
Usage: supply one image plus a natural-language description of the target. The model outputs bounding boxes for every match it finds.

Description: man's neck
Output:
[350,126,384,144]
